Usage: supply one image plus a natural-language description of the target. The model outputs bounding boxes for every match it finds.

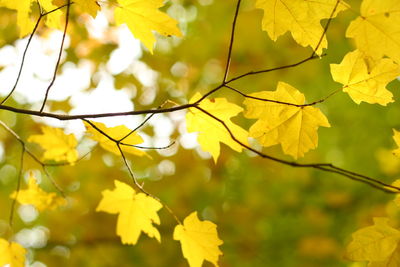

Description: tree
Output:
[0,0,400,266]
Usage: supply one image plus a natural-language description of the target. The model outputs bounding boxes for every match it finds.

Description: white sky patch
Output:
[107,26,142,75]
[69,71,139,126]
[86,11,109,40]
[0,32,71,103]
[178,120,198,149]
[149,114,174,138]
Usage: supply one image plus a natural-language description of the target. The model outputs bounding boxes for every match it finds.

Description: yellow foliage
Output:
[28,125,78,164]
[0,239,26,267]
[243,82,330,159]
[186,92,249,162]
[74,0,100,17]
[9,172,67,212]
[0,0,62,37]
[96,180,163,244]
[330,50,400,105]
[346,0,400,63]
[114,0,182,53]
[255,0,348,54]
[173,212,223,267]
[85,120,149,158]
[345,217,400,262]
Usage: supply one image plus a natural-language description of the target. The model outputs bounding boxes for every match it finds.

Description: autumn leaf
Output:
[186,92,249,162]
[74,0,100,18]
[330,50,400,105]
[368,245,400,267]
[255,0,348,55]
[0,0,63,37]
[243,82,330,159]
[10,172,66,212]
[173,212,223,267]
[28,125,79,164]
[114,0,182,53]
[345,217,400,262]
[346,0,400,63]
[96,180,162,244]
[85,120,149,158]
[0,239,26,267]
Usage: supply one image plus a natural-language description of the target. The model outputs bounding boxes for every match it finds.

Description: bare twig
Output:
[117,144,182,225]
[194,106,400,193]
[222,0,242,82]
[224,84,341,107]
[40,0,71,112]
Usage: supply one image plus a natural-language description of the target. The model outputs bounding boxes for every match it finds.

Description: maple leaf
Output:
[368,245,400,267]
[392,129,400,157]
[0,0,63,37]
[96,180,162,244]
[10,172,67,212]
[345,217,400,262]
[330,50,400,105]
[243,82,330,159]
[28,125,79,164]
[186,92,249,162]
[85,121,149,158]
[74,0,100,18]
[0,239,26,267]
[173,212,223,267]
[255,0,348,55]
[346,0,400,63]
[114,0,182,53]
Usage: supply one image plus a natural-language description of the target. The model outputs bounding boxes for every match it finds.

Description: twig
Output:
[117,144,182,225]
[222,0,242,82]
[224,84,341,107]
[40,0,71,112]
[194,106,400,193]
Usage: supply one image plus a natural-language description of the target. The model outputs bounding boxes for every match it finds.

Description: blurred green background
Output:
[1,0,400,266]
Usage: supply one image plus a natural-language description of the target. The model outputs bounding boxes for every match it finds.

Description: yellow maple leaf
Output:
[85,120,148,158]
[346,0,400,63]
[255,0,348,55]
[392,129,400,157]
[114,0,182,53]
[96,180,162,244]
[74,0,100,18]
[243,82,330,159]
[330,50,400,105]
[0,0,63,37]
[28,125,79,164]
[0,239,26,267]
[10,172,67,212]
[186,93,249,162]
[173,212,223,267]
[368,245,400,267]
[345,217,400,262]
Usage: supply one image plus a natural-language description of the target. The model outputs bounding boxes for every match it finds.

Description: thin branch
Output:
[224,84,341,107]
[0,120,66,196]
[0,103,195,120]
[310,0,341,57]
[194,106,400,193]
[117,144,182,225]
[40,0,71,112]
[222,0,242,82]
[1,12,43,104]
[124,141,175,150]
[224,54,323,85]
